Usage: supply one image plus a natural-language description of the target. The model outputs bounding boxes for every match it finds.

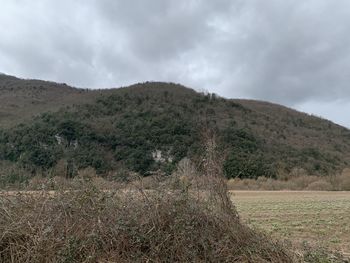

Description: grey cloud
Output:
[296,99,350,128]
[0,0,350,126]
[223,0,350,104]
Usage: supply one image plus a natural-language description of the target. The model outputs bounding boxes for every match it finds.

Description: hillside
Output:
[1,75,350,184]
[0,74,107,127]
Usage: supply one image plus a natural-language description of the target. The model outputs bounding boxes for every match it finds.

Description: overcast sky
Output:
[1,1,350,127]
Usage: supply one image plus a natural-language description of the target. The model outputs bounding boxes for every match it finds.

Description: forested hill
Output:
[1,74,350,180]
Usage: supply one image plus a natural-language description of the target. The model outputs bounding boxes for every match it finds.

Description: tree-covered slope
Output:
[1,77,350,181]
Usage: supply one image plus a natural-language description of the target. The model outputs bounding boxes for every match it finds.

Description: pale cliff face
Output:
[152,150,173,163]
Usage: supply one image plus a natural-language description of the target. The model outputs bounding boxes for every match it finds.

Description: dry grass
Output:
[0,179,296,262]
[227,169,350,191]
[233,191,350,260]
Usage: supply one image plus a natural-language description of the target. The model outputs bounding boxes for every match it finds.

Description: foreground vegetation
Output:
[0,136,295,262]
[2,178,349,262]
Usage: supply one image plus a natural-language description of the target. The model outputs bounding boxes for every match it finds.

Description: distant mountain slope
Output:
[0,74,106,127]
[1,75,350,181]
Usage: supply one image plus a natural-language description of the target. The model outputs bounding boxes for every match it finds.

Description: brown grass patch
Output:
[227,169,350,191]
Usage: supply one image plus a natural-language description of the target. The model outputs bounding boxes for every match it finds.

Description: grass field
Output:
[232,191,350,258]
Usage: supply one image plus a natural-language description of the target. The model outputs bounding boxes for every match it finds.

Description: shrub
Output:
[0,172,29,189]
[331,169,350,191]
[306,180,333,191]
[0,181,293,262]
[226,171,350,191]
[223,151,276,179]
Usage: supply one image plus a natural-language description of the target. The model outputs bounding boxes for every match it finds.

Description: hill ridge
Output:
[1,75,350,183]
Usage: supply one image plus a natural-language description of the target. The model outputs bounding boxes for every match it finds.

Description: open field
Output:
[232,191,350,258]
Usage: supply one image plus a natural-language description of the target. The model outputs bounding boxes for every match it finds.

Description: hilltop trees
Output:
[0,82,347,182]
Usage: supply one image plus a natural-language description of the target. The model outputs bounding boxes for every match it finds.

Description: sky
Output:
[1,0,350,127]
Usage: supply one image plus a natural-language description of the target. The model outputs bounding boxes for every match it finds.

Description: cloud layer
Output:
[1,0,350,126]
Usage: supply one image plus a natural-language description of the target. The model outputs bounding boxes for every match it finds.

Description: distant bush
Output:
[226,169,350,191]
[306,180,333,191]
[221,124,276,179]
[224,152,276,179]
[331,168,350,191]
[0,161,31,190]
[0,173,29,189]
